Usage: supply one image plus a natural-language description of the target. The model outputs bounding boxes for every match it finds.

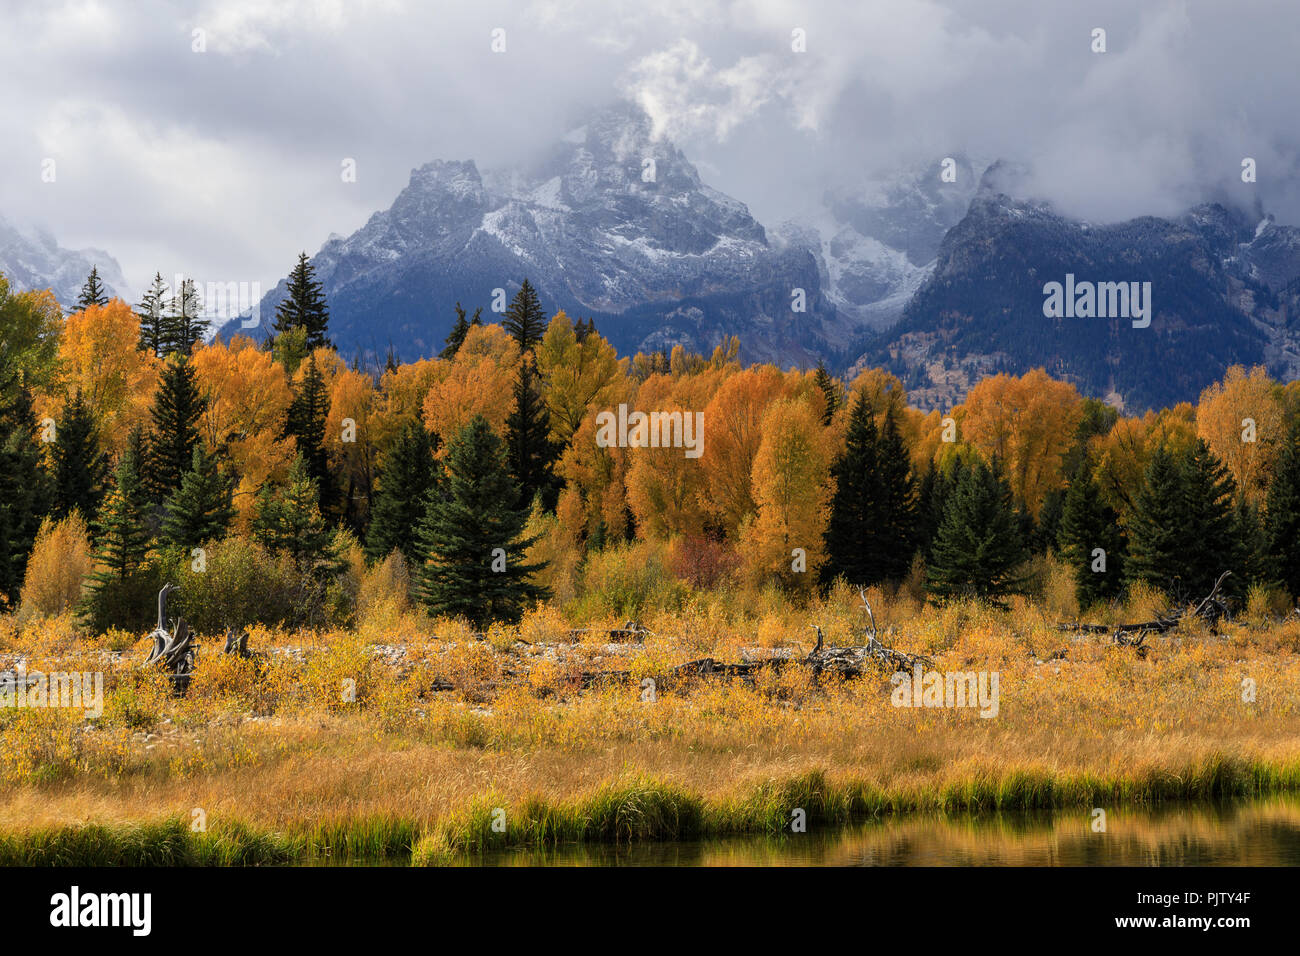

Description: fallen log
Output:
[1055,571,1232,658]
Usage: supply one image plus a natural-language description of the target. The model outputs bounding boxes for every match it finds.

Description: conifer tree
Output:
[926,458,1027,607]
[81,444,156,632]
[146,356,206,503]
[161,445,235,550]
[417,415,548,626]
[136,272,170,356]
[1124,446,1190,594]
[76,266,109,309]
[823,395,915,586]
[439,303,482,359]
[252,455,341,575]
[504,279,546,353]
[0,383,53,608]
[286,354,332,504]
[505,354,558,509]
[1056,459,1125,608]
[165,278,209,354]
[813,360,840,425]
[50,388,109,523]
[366,419,438,565]
[272,252,331,350]
[1233,496,1270,591]
[1177,438,1239,598]
[1267,417,1300,598]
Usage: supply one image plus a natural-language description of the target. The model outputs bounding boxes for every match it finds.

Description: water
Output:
[460,796,1300,867]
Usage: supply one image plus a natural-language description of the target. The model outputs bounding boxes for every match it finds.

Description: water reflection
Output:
[464,796,1300,867]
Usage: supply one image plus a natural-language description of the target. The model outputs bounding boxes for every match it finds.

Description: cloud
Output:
[1,0,1297,300]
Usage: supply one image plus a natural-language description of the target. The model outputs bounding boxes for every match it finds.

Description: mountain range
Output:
[7,102,1299,411]
[0,215,126,307]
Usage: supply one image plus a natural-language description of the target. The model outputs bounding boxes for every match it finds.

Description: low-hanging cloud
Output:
[2,0,1296,301]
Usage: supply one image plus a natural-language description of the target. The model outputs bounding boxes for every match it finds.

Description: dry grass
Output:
[1,593,1299,862]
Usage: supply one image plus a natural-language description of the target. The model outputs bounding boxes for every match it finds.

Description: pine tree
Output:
[823,395,915,586]
[272,252,331,350]
[813,360,840,425]
[81,444,156,632]
[50,388,109,523]
[0,383,53,608]
[165,278,209,354]
[505,353,559,509]
[136,272,170,356]
[439,303,482,359]
[1267,417,1300,598]
[161,445,235,550]
[1178,439,1239,598]
[366,419,438,565]
[504,279,546,353]
[417,415,548,626]
[286,354,332,504]
[76,266,109,309]
[1056,459,1125,608]
[146,355,206,503]
[1233,496,1270,591]
[926,459,1028,607]
[1125,446,1191,594]
[253,455,341,575]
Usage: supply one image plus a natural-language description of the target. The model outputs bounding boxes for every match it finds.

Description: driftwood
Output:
[567,621,650,644]
[581,589,931,691]
[1056,572,1233,658]
[142,584,195,694]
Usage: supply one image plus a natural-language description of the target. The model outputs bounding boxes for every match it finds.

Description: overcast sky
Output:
[4,0,1298,299]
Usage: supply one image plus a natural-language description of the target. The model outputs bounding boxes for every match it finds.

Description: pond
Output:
[457,796,1300,867]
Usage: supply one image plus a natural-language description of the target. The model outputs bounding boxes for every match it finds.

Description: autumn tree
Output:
[272,252,331,350]
[741,397,833,588]
[422,323,520,440]
[416,415,547,625]
[0,276,62,389]
[1196,365,1283,506]
[699,365,786,536]
[535,312,622,446]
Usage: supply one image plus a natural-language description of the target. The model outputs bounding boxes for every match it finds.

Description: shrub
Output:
[17,512,93,623]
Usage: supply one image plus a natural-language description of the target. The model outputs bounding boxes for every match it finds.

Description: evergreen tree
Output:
[823,395,915,586]
[0,383,53,608]
[286,354,332,504]
[1127,440,1236,600]
[76,266,109,309]
[926,459,1028,607]
[366,419,438,565]
[81,444,156,632]
[1267,417,1300,598]
[165,278,209,354]
[272,252,331,350]
[252,455,341,575]
[1233,496,1271,591]
[504,279,546,353]
[1178,439,1239,598]
[813,360,840,425]
[1056,459,1125,608]
[136,272,170,357]
[417,415,548,626]
[161,445,235,550]
[504,354,559,509]
[50,388,109,523]
[439,303,482,359]
[145,355,206,503]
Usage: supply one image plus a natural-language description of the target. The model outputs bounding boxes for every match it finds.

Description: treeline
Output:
[3,259,1300,633]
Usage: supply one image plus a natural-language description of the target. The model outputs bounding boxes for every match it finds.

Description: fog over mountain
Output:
[2,0,1298,306]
